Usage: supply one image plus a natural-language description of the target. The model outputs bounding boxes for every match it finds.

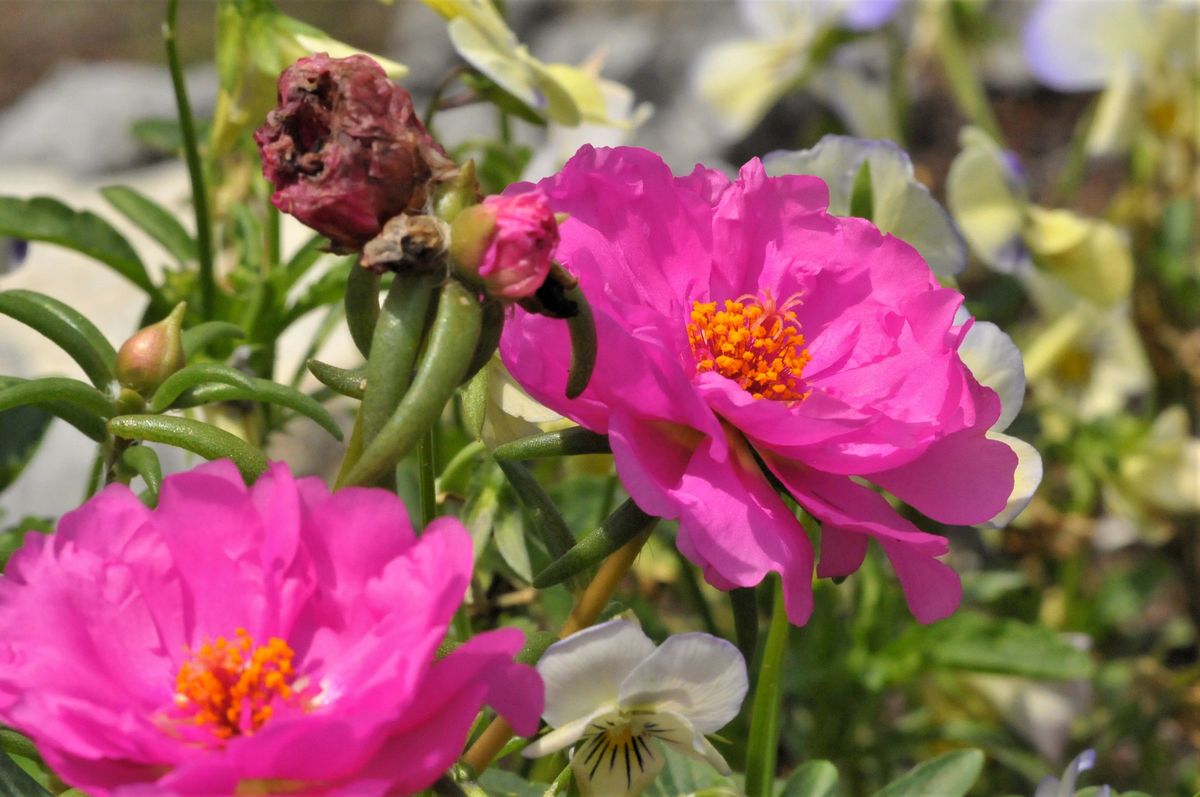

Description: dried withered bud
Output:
[255,53,457,251]
[360,214,450,274]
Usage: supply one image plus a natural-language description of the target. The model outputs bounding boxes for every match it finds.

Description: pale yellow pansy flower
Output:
[1117,406,1200,515]
[693,0,903,141]
[946,126,1135,309]
[524,620,747,797]
[1023,0,1198,155]
[419,0,630,128]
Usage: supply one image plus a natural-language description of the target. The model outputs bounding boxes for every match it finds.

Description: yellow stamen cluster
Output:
[174,629,299,741]
[687,291,812,401]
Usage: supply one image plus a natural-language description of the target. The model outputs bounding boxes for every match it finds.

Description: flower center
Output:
[172,629,306,743]
[687,291,812,401]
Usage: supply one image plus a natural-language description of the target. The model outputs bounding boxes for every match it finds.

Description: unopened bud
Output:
[450,191,559,301]
[116,303,187,396]
[255,53,457,251]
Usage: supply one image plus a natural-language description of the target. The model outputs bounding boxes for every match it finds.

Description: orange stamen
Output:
[172,629,304,743]
[687,291,812,401]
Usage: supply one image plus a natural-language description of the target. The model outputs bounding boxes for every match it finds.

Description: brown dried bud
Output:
[116,303,186,396]
[255,53,457,251]
[360,214,450,274]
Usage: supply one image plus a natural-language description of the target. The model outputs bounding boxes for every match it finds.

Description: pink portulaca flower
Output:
[502,146,1022,625]
[0,461,541,796]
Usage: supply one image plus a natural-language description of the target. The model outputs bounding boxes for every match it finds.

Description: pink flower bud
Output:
[466,192,560,300]
[255,53,456,251]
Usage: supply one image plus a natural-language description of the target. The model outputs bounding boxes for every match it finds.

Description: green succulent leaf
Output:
[147,363,258,413]
[532,498,656,589]
[491,427,611,461]
[167,379,343,441]
[0,750,53,797]
[108,414,267,481]
[119,445,163,502]
[779,761,839,797]
[100,185,198,265]
[0,377,114,421]
[872,750,984,797]
[0,289,117,389]
[0,197,169,314]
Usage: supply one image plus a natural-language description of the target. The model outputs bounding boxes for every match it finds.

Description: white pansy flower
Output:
[765,135,967,277]
[956,318,1043,527]
[523,619,748,797]
[1034,749,1111,797]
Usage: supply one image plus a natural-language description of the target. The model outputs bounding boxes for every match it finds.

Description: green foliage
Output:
[871,750,984,797]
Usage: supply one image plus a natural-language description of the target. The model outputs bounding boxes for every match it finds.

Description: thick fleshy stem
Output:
[341,281,482,487]
[743,579,789,797]
[461,527,654,773]
[165,0,214,319]
[360,272,439,442]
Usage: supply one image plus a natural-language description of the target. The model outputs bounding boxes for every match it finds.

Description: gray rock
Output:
[0,61,216,175]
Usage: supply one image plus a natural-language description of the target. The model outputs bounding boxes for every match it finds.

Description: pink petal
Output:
[768,461,961,623]
[672,435,816,625]
[869,423,1018,525]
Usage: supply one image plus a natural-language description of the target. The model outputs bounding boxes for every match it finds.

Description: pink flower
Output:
[0,461,541,796]
[477,191,560,300]
[255,53,455,251]
[501,146,1019,625]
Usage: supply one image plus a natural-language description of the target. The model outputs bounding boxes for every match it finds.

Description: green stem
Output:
[165,0,215,318]
[418,427,437,530]
[437,440,486,496]
[730,586,760,666]
[360,272,438,442]
[932,1,1004,144]
[673,544,720,636]
[743,578,789,797]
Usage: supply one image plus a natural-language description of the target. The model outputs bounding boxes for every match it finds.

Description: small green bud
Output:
[116,302,187,396]
[433,160,481,224]
[448,203,498,287]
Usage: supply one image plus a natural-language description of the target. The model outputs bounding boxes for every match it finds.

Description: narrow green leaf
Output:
[564,285,596,399]
[119,445,163,501]
[0,750,52,797]
[491,428,611,461]
[744,579,789,797]
[872,750,984,797]
[923,612,1095,680]
[167,379,343,441]
[496,461,577,562]
[461,298,504,385]
[361,272,439,442]
[147,363,258,413]
[779,761,839,797]
[0,289,116,389]
[279,234,328,291]
[494,506,533,583]
[108,415,267,481]
[0,401,53,493]
[532,499,657,589]
[0,377,113,420]
[461,365,489,440]
[307,360,366,400]
[101,185,197,264]
[0,197,168,313]
[0,377,107,442]
[181,321,244,358]
[344,266,381,358]
[343,281,482,487]
[848,161,874,220]
[280,258,354,329]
